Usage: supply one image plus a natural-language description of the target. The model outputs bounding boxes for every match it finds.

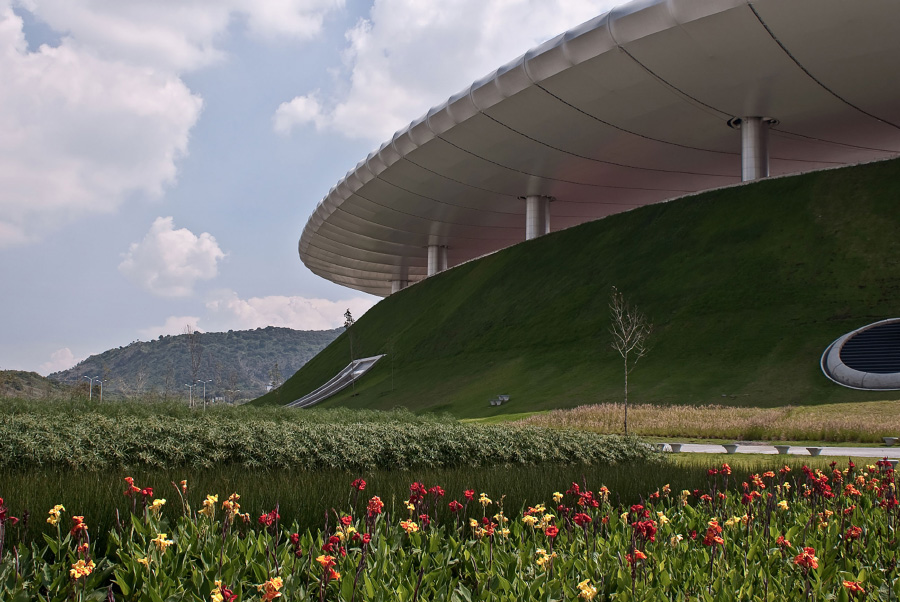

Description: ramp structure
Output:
[285,355,385,408]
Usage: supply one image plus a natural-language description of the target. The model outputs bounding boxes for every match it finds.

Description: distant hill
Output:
[0,370,71,400]
[51,327,341,402]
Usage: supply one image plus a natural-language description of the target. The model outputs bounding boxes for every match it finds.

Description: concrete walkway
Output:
[659,443,900,459]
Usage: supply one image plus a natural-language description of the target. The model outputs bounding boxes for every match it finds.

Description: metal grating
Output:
[840,323,900,374]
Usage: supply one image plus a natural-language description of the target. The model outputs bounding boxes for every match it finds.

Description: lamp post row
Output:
[84,374,220,406]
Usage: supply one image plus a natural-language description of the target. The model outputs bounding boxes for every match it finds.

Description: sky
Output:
[0,0,617,375]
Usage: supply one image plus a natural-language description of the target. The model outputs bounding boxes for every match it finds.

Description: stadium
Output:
[298,0,900,298]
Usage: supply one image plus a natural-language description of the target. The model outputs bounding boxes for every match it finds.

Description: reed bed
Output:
[516,400,900,442]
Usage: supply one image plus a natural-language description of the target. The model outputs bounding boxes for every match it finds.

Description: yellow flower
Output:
[70,559,95,580]
[469,518,479,528]
[522,515,538,526]
[199,494,218,518]
[222,493,241,519]
[656,511,669,525]
[670,534,683,547]
[620,511,630,522]
[151,533,174,551]
[47,504,65,525]
[552,492,563,503]
[662,484,671,495]
[478,493,492,507]
[535,548,556,569]
[137,557,150,568]
[578,578,598,600]
[150,499,166,514]
[405,501,415,514]
[777,500,789,511]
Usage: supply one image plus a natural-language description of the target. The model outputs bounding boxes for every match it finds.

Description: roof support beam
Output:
[738,117,777,182]
[524,195,552,240]
[427,245,448,276]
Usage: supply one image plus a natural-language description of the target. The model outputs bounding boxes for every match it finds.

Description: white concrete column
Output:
[525,195,551,240]
[733,116,776,182]
[390,280,409,294]
[427,245,448,276]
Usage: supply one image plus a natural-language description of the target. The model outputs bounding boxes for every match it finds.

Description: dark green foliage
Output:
[48,326,340,399]
[0,407,656,471]
[258,158,900,416]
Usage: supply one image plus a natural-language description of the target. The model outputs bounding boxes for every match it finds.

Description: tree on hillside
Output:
[609,286,652,436]
[344,309,355,363]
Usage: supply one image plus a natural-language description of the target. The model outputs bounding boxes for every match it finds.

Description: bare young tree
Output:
[184,325,203,408]
[609,286,652,436]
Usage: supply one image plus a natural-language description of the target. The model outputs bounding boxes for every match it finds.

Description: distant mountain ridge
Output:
[50,326,341,401]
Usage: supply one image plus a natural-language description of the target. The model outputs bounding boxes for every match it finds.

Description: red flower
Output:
[351,478,366,491]
[258,509,280,527]
[464,490,475,501]
[448,500,463,513]
[341,515,352,526]
[544,525,559,538]
[367,496,384,516]
[141,487,153,498]
[362,533,371,544]
[429,486,445,497]
[845,526,862,540]
[290,533,300,546]
[775,535,791,548]
[793,547,818,570]
[573,513,592,528]
[631,520,657,542]
[419,514,431,527]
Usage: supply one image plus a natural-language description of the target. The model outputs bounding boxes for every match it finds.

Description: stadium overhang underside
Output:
[299,0,900,297]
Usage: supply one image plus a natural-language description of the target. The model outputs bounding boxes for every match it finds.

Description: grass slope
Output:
[257,159,900,417]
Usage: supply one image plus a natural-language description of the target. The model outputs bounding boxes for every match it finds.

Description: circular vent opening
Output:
[822,319,900,390]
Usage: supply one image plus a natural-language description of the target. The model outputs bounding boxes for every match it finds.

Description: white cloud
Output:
[40,347,81,374]
[274,0,618,140]
[0,0,344,247]
[0,3,202,247]
[119,217,226,297]
[137,315,202,339]
[18,0,345,72]
[206,289,376,331]
[273,93,325,134]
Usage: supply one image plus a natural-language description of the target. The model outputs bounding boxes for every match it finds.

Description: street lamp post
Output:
[83,375,99,400]
[198,379,213,409]
[185,383,196,407]
[98,379,107,403]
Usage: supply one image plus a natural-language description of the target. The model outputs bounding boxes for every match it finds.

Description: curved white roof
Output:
[299,0,900,297]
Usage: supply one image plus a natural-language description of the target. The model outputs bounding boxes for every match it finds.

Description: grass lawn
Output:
[257,158,900,418]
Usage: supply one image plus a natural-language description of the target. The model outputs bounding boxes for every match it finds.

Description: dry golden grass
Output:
[515,400,900,443]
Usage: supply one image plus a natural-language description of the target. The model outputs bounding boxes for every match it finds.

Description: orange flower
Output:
[843,581,865,594]
[257,576,283,600]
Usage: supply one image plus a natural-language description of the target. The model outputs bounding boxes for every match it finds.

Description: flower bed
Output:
[1,460,897,600]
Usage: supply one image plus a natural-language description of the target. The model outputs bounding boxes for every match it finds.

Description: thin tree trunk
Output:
[624,357,629,435]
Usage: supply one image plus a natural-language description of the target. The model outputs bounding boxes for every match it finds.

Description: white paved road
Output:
[659,443,900,459]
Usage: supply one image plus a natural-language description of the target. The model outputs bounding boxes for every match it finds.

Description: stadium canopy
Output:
[299,0,900,297]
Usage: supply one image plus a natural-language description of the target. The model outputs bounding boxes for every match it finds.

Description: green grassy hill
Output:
[256,158,900,417]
